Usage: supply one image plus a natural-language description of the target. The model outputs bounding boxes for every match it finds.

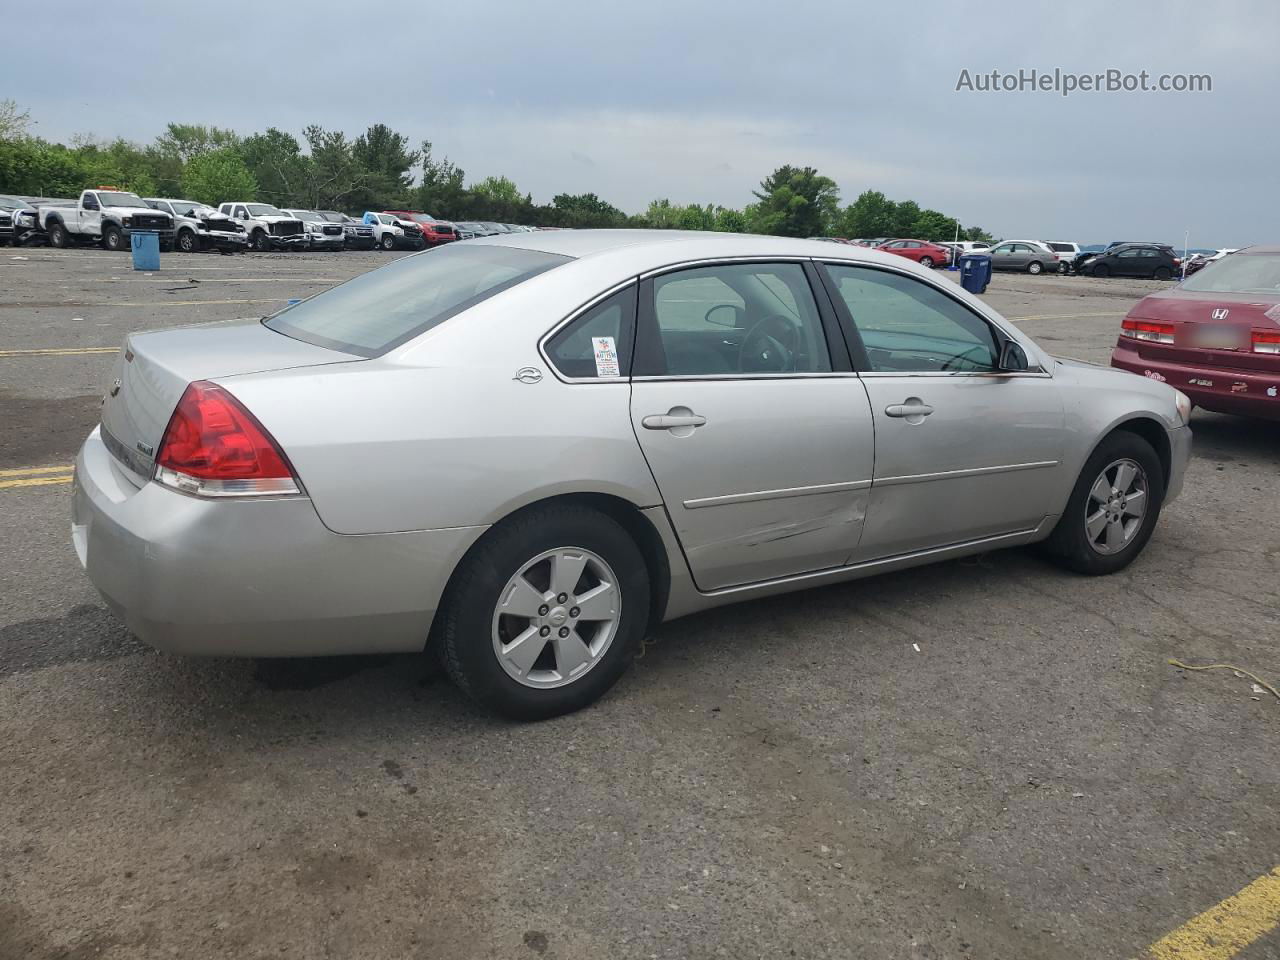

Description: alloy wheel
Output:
[491,546,621,689]
[1084,458,1148,555]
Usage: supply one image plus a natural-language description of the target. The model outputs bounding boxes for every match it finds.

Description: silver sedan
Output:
[73,231,1192,719]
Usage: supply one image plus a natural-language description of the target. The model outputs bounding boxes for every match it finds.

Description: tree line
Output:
[0,102,990,240]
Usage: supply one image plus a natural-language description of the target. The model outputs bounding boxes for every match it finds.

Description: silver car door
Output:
[820,261,1066,558]
[629,260,875,591]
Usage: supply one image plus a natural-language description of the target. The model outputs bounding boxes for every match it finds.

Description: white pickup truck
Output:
[217,202,307,251]
[40,189,175,251]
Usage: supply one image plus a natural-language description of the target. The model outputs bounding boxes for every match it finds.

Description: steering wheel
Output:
[940,344,993,372]
[740,314,800,373]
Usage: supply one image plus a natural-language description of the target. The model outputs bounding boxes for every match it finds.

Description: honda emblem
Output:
[1211,307,1230,320]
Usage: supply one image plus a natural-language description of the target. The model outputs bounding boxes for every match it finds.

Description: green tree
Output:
[182,148,257,206]
[548,192,626,228]
[416,140,467,217]
[239,128,309,205]
[352,123,419,206]
[302,125,369,210]
[147,122,240,195]
[840,190,897,239]
[73,137,157,195]
[888,200,920,238]
[0,138,85,196]
[909,208,959,242]
[0,99,32,140]
[749,165,840,237]
[713,207,749,233]
[643,198,681,229]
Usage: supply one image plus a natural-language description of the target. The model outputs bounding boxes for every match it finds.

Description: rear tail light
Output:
[1253,329,1280,354]
[1121,318,1175,344]
[154,381,301,498]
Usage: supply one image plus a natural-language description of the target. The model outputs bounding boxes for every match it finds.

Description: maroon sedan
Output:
[876,238,951,268]
[1110,245,1280,421]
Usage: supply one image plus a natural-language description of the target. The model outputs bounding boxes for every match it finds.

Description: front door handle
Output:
[885,399,934,419]
[642,413,707,430]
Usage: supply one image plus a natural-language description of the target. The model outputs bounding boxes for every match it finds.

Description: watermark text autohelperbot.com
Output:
[955,68,1212,97]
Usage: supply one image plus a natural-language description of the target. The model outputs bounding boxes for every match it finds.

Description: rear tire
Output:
[1027,260,1043,275]
[102,225,124,251]
[919,256,934,268]
[439,504,651,720]
[47,221,68,248]
[1040,431,1164,575]
[1154,266,1173,280]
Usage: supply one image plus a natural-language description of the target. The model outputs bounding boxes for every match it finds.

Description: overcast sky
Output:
[9,1,1276,246]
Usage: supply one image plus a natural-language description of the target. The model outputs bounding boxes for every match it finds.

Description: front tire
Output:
[439,504,651,720]
[1027,260,1043,275]
[252,230,270,252]
[102,225,124,251]
[176,229,198,253]
[1041,431,1164,575]
[1092,263,1110,278]
[381,233,396,251]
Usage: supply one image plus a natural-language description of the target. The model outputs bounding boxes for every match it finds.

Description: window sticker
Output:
[592,336,620,377]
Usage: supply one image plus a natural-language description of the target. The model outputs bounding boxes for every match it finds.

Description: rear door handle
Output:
[885,400,934,419]
[642,413,707,430]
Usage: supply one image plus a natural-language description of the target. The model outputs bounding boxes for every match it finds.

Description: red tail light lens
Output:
[154,381,301,497]
[1121,318,1175,344]
[1252,329,1280,354]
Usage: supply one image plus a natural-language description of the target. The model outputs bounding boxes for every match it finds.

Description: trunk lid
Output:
[99,318,360,484]
[1125,291,1280,372]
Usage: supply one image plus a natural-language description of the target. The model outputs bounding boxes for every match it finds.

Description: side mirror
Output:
[998,339,1029,372]
[705,303,743,328]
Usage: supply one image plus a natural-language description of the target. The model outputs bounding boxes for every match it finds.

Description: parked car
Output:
[72,232,1191,720]
[876,238,951,268]
[315,211,376,250]
[1079,243,1181,280]
[282,209,346,251]
[937,241,992,262]
[0,198,13,245]
[1042,241,1081,273]
[381,210,459,247]
[1183,248,1237,276]
[454,221,501,239]
[145,198,247,254]
[362,212,426,251]
[217,203,307,251]
[40,189,174,251]
[987,240,1061,275]
[1111,244,1279,420]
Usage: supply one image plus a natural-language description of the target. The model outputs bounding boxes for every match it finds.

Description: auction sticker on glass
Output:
[593,336,620,377]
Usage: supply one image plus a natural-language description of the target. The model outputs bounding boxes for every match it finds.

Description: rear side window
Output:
[545,285,636,379]
[265,244,571,357]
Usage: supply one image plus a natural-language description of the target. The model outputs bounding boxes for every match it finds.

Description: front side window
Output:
[826,264,999,373]
[265,244,571,357]
[545,285,636,379]
[639,263,832,376]
[1117,248,1141,259]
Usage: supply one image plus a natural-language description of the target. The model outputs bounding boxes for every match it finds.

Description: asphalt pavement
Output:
[1,247,1276,960]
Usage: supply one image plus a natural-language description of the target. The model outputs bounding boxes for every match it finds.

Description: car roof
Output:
[466,228,951,267]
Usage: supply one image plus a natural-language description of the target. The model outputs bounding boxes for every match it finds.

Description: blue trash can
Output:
[959,253,991,294]
[130,231,160,271]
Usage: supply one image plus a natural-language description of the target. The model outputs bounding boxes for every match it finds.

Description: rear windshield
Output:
[264,244,572,356]
[1047,243,1074,252]
[1181,253,1280,295]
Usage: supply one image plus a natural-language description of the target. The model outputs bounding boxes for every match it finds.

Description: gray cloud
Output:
[7,0,1276,246]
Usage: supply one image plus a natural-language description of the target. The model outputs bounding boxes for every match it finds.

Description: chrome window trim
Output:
[537,277,640,384]
[683,478,872,510]
[631,372,862,383]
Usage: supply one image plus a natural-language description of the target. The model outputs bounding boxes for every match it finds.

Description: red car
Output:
[381,210,458,247]
[1110,244,1280,421]
[876,238,951,268]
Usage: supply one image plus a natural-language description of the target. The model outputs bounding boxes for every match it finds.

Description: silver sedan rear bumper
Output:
[71,427,486,657]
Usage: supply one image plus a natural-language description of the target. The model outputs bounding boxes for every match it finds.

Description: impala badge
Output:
[1211,307,1230,320]
[514,366,543,384]
[136,440,154,457]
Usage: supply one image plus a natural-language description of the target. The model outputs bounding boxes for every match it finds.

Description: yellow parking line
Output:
[0,465,74,478]
[0,475,73,490]
[1141,866,1280,960]
[0,347,117,357]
